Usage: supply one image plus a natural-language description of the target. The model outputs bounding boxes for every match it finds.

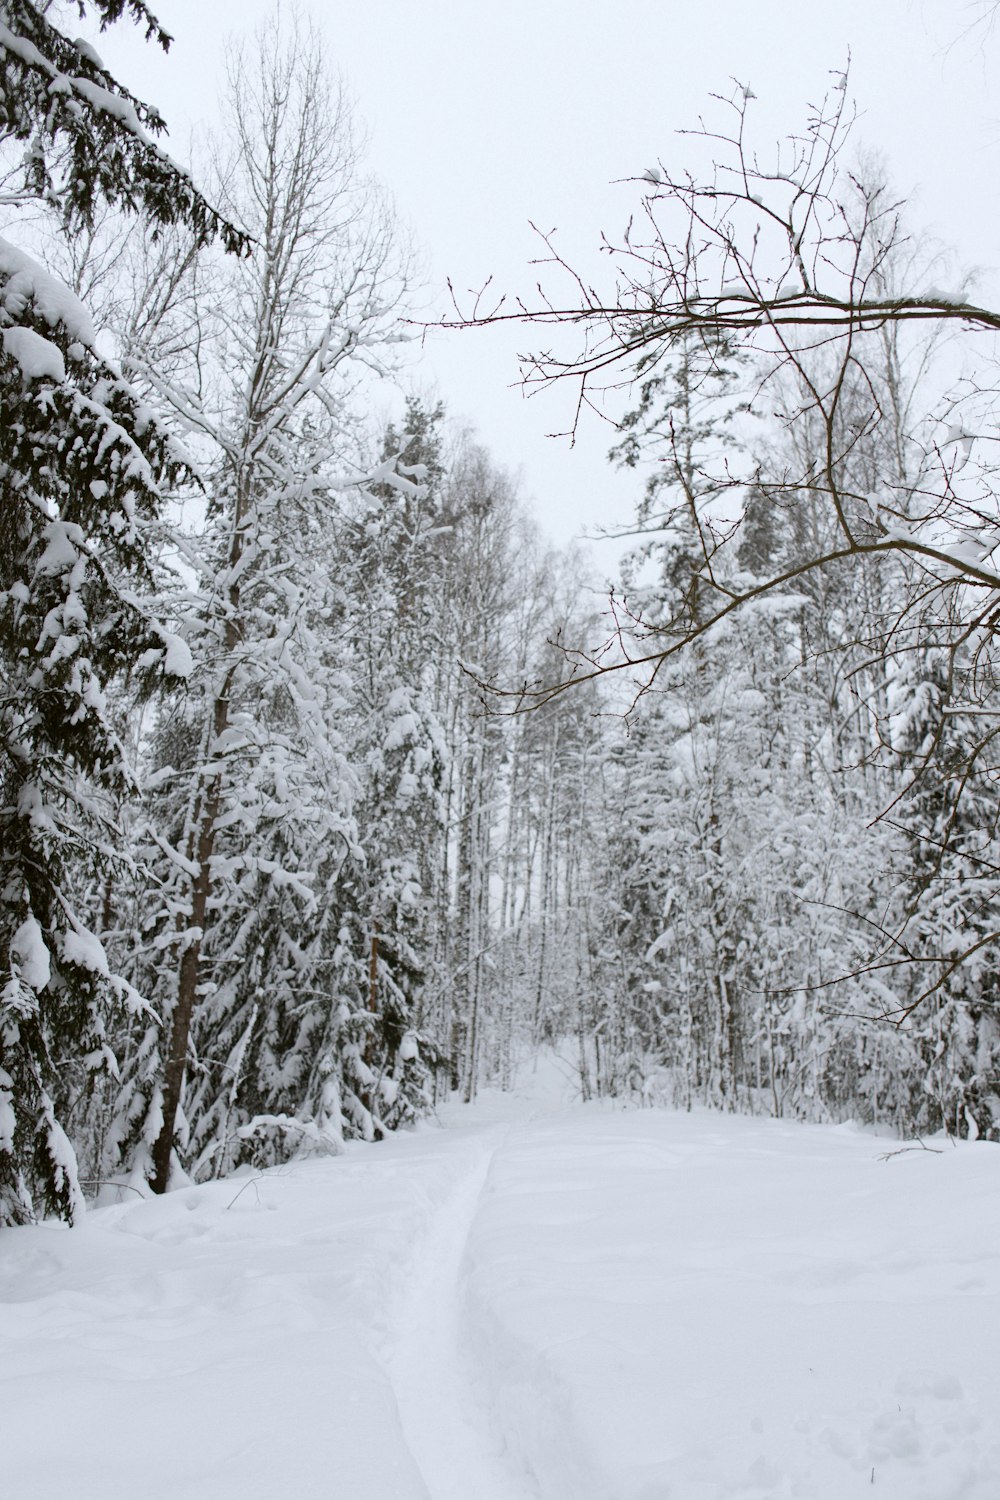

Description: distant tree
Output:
[339,397,451,1132]
[881,649,1000,1137]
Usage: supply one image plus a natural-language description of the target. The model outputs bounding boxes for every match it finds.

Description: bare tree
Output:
[447,76,1000,714]
[445,71,1000,1025]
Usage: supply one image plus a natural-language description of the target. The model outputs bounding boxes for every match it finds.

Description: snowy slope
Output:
[2,1059,998,1500]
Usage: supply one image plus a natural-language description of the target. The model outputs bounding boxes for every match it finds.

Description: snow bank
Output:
[0,1139,456,1500]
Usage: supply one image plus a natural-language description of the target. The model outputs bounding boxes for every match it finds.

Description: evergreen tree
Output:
[340,398,451,1132]
[883,648,1000,1138]
[0,0,244,1224]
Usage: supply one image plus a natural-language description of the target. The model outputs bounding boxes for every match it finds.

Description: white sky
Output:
[84,0,1000,566]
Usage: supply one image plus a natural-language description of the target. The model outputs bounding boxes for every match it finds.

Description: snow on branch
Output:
[0,3,250,253]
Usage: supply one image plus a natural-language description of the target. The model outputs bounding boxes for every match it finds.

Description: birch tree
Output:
[113,16,410,1191]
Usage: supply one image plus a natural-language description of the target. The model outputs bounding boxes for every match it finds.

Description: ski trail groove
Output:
[384,1133,538,1500]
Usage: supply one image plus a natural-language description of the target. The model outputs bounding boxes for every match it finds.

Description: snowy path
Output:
[3,1065,1000,1499]
[382,1125,537,1500]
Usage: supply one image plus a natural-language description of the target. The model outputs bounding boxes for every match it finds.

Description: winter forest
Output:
[4,0,1000,1241]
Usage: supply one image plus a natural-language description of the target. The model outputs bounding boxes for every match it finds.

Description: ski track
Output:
[384,1127,539,1500]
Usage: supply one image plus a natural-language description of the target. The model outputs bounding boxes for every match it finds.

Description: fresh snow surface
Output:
[2,1055,999,1499]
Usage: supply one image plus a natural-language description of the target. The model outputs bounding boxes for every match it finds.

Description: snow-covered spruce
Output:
[0,0,244,1226]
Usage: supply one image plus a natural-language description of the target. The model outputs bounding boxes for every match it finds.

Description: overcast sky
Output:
[85,0,1000,564]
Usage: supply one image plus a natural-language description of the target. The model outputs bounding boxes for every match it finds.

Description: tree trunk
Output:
[149,765,222,1194]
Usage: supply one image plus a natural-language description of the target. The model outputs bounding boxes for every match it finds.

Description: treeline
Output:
[0,8,602,1223]
[580,330,1000,1138]
[3,7,999,1228]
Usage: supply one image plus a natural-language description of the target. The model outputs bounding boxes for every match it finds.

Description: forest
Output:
[2,0,1000,1231]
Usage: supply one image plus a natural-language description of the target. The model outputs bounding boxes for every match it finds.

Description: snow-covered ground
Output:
[3,1056,998,1499]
